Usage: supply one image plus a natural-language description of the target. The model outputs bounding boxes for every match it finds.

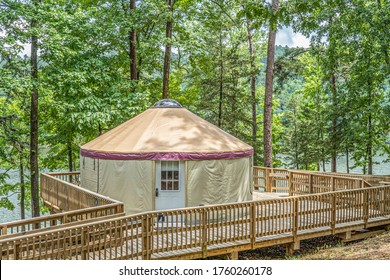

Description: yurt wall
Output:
[187,157,252,207]
[80,156,98,193]
[81,156,154,214]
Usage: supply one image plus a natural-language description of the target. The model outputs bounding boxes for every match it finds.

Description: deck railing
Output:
[47,171,81,185]
[41,172,120,212]
[0,204,124,238]
[1,185,389,260]
[253,167,289,192]
[312,171,390,187]
[288,171,367,195]
[253,166,389,194]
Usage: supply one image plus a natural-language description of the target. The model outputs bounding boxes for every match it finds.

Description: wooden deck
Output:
[1,178,390,260]
[1,169,390,260]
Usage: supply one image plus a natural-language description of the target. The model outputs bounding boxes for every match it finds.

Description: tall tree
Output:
[162,0,174,99]
[29,0,40,218]
[245,16,258,163]
[263,0,279,168]
[129,0,137,83]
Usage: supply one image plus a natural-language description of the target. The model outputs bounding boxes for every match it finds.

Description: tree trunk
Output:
[218,30,223,128]
[129,0,137,83]
[367,107,373,175]
[330,71,337,172]
[19,149,25,220]
[263,0,279,168]
[346,144,350,173]
[246,18,257,164]
[328,16,338,173]
[320,129,326,172]
[30,3,40,218]
[162,0,173,99]
[68,142,73,172]
[367,65,373,175]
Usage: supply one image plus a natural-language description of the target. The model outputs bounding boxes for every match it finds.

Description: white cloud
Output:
[276,27,310,48]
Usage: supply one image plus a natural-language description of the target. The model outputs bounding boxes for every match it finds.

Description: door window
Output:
[160,161,179,191]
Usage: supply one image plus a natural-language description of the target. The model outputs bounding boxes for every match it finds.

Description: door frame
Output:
[154,160,186,211]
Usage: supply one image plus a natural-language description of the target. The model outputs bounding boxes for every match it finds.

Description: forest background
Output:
[0,0,389,220]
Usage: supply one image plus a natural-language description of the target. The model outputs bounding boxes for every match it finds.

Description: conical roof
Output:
[81,99,253,160]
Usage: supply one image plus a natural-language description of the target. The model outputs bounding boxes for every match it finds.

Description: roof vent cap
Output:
[153,99,183,108]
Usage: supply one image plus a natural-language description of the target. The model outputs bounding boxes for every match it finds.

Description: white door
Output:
[155,161,185,211]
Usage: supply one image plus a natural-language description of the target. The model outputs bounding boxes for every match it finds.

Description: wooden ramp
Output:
[1,185,390,260]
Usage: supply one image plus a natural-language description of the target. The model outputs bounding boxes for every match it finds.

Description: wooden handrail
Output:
[2,185,389,260]
[252,166,387,195]
[0,203,124,238]
[41,173,122,212]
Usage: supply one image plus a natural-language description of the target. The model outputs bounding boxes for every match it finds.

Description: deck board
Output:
[75,199,388,260]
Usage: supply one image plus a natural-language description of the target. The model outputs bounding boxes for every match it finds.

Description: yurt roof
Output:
[81,99,253,160]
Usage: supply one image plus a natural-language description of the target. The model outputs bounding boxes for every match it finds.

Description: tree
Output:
[263,0,279,168]
[162,0,174,99]
[0,0,42,217]
[244,11,258,164]
[30,0,40,217]
[0,53,31,219]
[129,0,137,83]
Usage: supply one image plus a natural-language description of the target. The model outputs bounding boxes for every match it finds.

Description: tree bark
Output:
[263,0,279,168]
[346,144,350,173]
[30,1,40,218]
[129,0,137,83]
[19,149,25,220]
[68,142,73,172]
[162,0,173,99]
[330,71,337,172]
[218,30,223,128]
[367,93,373,175]
[328,16,338,173]
[246,17,257,164]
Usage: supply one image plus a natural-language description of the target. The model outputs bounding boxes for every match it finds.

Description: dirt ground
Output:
[239,230,390,260]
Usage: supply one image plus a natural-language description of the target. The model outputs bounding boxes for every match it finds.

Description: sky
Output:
[276,27,311,48]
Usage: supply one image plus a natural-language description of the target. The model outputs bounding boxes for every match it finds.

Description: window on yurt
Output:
[161,161,179,191]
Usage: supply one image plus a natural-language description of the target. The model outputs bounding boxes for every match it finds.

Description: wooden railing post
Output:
[1,226,7,236]
[14,243,20,260]
[201,208,207,258]
[293,199,299,237]
[286,198,300,255]
[115,203,124,214]
[331,193,336,234]
[309,174,313,194]
[265,169,271,192]
[363,190,369,228]
[250,204,256,249]
[332,177,336,192]
[288,172,293,196]
[81,229,88,260]
[141,215,151,260]
[62,214,68,225]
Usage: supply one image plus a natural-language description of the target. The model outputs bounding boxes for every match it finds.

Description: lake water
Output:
[0,169,33,223]
[1,155,389,223]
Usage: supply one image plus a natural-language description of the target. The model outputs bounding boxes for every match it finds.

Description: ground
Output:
[239,230,390,260]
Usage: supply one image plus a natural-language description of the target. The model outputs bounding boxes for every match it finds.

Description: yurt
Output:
[80,99,253,214]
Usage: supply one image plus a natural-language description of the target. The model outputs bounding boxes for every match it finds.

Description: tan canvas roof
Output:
[81,102,253,160]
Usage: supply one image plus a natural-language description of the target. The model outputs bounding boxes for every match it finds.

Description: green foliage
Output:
[1,0,390,217]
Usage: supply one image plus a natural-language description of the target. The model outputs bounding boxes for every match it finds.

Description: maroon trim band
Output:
[80,149,253,161]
